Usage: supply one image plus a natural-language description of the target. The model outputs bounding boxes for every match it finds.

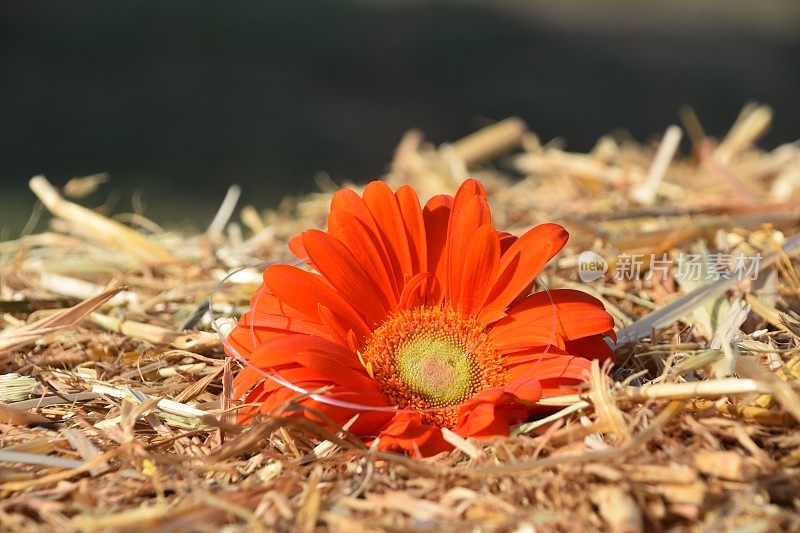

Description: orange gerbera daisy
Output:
[225,179,615,457]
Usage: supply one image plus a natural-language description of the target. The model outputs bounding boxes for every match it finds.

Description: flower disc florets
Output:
[363,306,504,426]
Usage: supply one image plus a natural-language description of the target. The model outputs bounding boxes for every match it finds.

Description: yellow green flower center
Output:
[396,335,475,407]
[362,307,504,426]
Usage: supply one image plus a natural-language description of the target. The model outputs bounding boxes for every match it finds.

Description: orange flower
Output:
[225,179,615,457]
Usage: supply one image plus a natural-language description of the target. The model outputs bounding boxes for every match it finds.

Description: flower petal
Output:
[363,181,414,284]
[249,285,314,321]
[226,285,302,358]
[263,264,372,344]
[564,335,616,362]
[504,354,592,392]
[240,381,394,437]
[422,194,453,305]
[239,312,330,340]
[478,223,569,325]
[457,224,501,316]
[395,185,427,275]
[446,180,491,304]
[398,272,431,310]
[487,324,563,352]
[252,331,362,366]
[288,234,309,262]
[328,208,399,308]
[490,288,615,348]
[498,232,517,254]
[232,333,394,435]
[455,378,543,438]
[328,187,401,293]
[301,230,391,327]
[375,412,452,457]
[329,188,381,234]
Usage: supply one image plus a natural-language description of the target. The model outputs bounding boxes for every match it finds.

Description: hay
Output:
[1,104,799,531]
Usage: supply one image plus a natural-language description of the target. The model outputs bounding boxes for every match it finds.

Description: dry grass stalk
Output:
[449,116,527,166]
[629,124,682,206]
[29,175,177,265]
[0,286,123,358]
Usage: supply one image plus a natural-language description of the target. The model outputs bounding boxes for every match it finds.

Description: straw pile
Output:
[1,104,799,531]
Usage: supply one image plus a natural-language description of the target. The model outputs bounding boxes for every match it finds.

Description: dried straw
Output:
[1,105,799,530]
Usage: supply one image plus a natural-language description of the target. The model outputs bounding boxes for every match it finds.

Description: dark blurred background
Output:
[1,0,799,234]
